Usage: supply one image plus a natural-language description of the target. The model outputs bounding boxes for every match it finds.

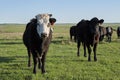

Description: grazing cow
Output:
[99,26,106,41]
[76,17,104,61]
[70,26,77,42]
[106,26,113,42]
[117,27,120,38]
[23,14,56,74]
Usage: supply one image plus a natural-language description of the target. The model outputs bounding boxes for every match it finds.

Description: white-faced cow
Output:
[76,17,104,61]
[23,14,56,74]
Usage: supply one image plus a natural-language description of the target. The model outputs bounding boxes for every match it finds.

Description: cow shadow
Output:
[0,39,23,45]
[51,40,62,44]
[55,36,64,39]
[0,55,27,63]
[0,56,15,63]
[47,55,86,62]
[0,42,23,45]
[51,39,72,45]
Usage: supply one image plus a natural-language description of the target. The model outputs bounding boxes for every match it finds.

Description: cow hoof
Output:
[84,55,87,57]
[28,64,31,67]
[38,65,41,69]
[33,71,37,74]
[88,59,91,61]
[38,67,41,69]
[42,72,47,74]
[42,71,46,74]
[94,59,97,61]
[33,69,37,74]
[77,54,80,57]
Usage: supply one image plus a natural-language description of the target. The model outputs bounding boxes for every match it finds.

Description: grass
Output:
[0,23,120,80]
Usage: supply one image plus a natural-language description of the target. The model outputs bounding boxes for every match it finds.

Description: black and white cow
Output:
[23,14,56,74]
[106,26,113,42]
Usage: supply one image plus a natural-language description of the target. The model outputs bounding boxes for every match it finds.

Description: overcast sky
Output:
[0,0,120,23]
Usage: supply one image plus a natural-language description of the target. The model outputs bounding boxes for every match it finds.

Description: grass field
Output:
[0,23,120,80]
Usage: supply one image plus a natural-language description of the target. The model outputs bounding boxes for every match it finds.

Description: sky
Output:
[0,0,120,23]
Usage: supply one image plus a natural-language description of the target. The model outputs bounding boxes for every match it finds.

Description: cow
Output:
[117,27,120,38]
[106,26,113,42]
[70,26,77,42]
[99,26,106,41]
[23,14,56,74]
[76,17,104,61]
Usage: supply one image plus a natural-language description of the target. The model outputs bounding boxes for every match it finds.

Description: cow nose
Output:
[41,33,47,38]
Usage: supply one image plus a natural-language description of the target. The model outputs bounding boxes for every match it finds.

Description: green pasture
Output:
[0,23,120,80]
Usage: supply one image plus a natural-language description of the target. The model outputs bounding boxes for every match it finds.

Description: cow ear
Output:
[35,14,39,18]
[49,14,52,17]
[49,18,56,25]
[99,19,104,24]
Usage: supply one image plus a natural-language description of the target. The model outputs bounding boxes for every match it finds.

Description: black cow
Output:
[70,26,77,42]
[76,17,104,61]
[106,26,113,42]
[117,27,120,38]
[23,14,56,74]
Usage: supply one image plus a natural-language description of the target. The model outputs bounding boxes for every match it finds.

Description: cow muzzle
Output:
[41,33,47,38]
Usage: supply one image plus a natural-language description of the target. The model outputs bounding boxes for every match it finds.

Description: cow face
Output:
[89,17,99,35]
[36,14,52,38]
[89,17,104,45]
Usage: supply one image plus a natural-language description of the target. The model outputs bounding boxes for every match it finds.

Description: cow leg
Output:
[110,34,112,42]
[70,35,72,41]
[107,36,109,42]
[38,49,42,69]
[41,52,46,74]
[77,39,81,56]
[83,43,87,57]
[74,36,76,42]
[38,57,42,69]
[108,35,111,42]
[87,45,91,61]
[110,37,111,42]
[27,48,32,67]
[93,43,97,61]
[108,36,110,42]
[74,35,77,42]
[32,51,38,74]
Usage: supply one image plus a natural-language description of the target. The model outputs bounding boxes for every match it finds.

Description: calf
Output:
[23,14,56,74]
[76,17,104,61]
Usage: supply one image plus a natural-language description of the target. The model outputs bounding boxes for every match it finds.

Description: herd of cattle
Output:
[22,13,120,74]
[70,23,120,43]
[69,18,120,63]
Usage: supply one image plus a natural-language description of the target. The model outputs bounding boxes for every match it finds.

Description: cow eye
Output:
[44,19,48,23]
[39,19,43,23]
[47,23,51,27]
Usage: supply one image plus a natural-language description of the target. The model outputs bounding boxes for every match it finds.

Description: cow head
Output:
[89,17,104,45]
[36,14,56,38]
